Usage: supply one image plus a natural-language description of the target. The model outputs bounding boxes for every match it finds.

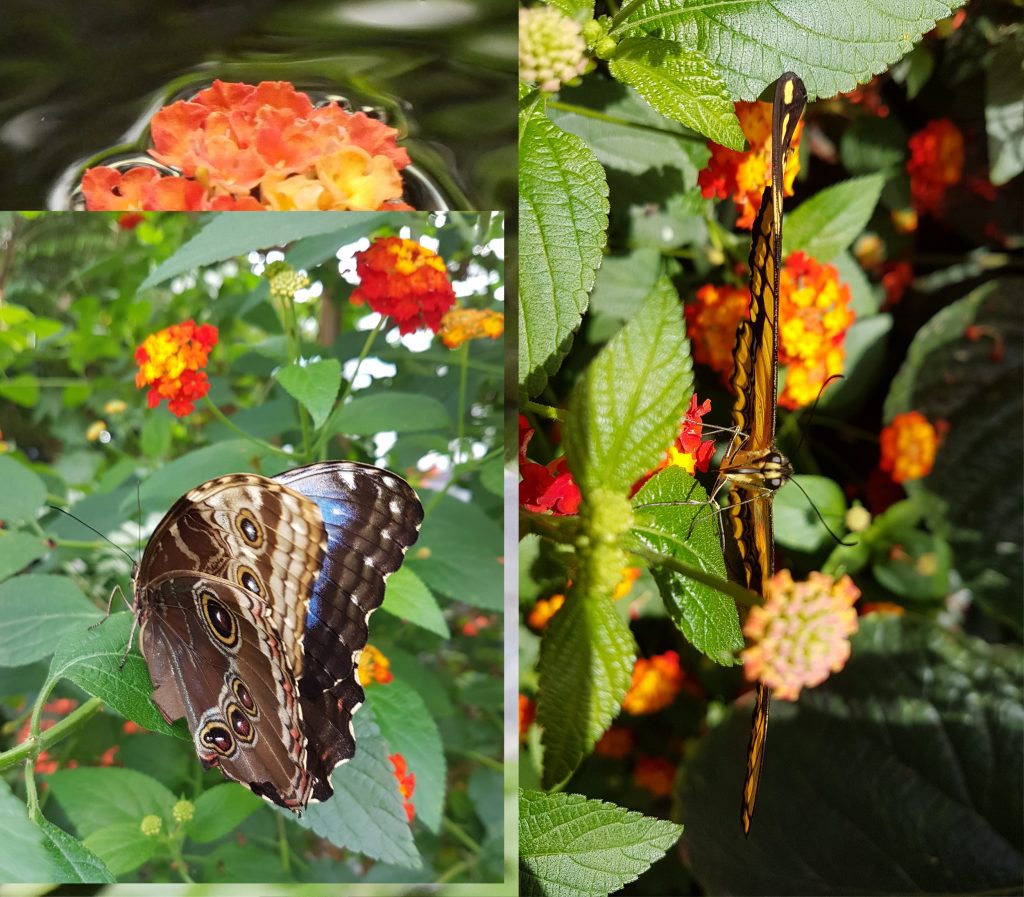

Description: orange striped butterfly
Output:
[715,71,807,836]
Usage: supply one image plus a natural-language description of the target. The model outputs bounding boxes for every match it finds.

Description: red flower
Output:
[389,753,416,822]
[632,394,716,495]
[518,415,581,515]
[907,119,964,215]
[134,319,218,417]
[350,237,456,334]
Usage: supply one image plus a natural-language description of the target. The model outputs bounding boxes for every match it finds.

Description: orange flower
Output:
[907,119,964,216]
[123,721,144,735]
[859,601,905,617]
[698,100,804,229]
[742,570,860,700]
[594,726,634,759]
[438,308,505,349]
[612,567,641,601]
[389,753,416,822]
[357,644,394,686]
[841,77,890,118]
[622,651,684,715]
[519,694,536,743]
[82,80,412,212]
[134,319,218,418]
[685,284,750,378]
[350,237,456,334]
[633,755,676,797]
[461,613,494,636]
[527,593,565,631]
[879,411,940,483]
[881,261,914,308]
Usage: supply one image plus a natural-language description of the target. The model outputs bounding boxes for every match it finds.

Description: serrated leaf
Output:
[47,767,177,836]
[519,99,609,396]
[785,175,884,262]
[328,391,451,435]
[277,358,341,430]
[380,566,449,639]
[0,574,100,666]
[37,817,116,884]
[565,276,692,493]
[0,455,46,524]
[547,0,594,19]
[538,592,636,788]
[985,40,1024,186]
[187,784,264,844]
[82,822,162,876]
[0,532,49,581]
[608,38,744,149]
[616,0,968,100]
[519,790,683,897]
[0,780,63,882]
[775,475,848,554]
[369,679,447,833]
[629,467,742,665]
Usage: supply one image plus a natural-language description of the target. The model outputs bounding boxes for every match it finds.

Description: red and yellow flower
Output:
[907,119,964,216]
[519,694,536,743]
[389,753,416,822]
[622,650,684,715]
[134,319,218,418]
[350,237,456,334]
[357,644,394,686]
[633,394,716,496]
[879,411,940,483]
[518,415,581,516]
[438,308,505,349]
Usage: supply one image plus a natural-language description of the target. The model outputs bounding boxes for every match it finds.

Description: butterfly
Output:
[713,72,807,836]
[130,461,423,813]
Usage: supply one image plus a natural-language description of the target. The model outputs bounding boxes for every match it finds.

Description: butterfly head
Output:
[762,452,793,491]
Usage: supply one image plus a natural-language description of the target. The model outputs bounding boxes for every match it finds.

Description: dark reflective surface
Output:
[0,0,516,210]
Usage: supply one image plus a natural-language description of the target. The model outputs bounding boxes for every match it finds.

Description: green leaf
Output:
[82,822,162,876]
[629,467,742,665]
[872,529,952,601]
[565,276,691,493]
[0,574,100,666]
[608,38,743,149]
[277,359,341,430]
[0,780,64,882]
[986,39,1024,186]
[37,817,116,884]
[380,566,450,639]
[774,475,848,554]
[139,409,173,459]
[785,175,885,262]
[519,96,609,396]
[891,43,934,99]
[616,0,967,100]
[47,766,177,836]
[295,706,421,868]
[328,391,451,435]
[588,248,664,321]
[0,373,40,407]
[679,615,1022,894]
[187,784,265,844]
[519,790,683,897]
[370,679,447,833]
[0,532,49,581]
[0,455,47,524]
[546,0,593,19]
[538,592,636,788]
[47,611,187,738]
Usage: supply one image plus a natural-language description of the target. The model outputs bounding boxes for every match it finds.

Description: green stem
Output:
[276,812,292,875]
[166,835,195,884]
[523,400,565,422]
[434,858,471,884]
[446,748,504,772]
[0,697,104,774]
[629,539,760,608]
[24,759,39,821]
[202,397,295,460]
[442,817,482,855]
[456,341,469,465]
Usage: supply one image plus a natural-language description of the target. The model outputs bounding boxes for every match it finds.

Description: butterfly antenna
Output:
[786,477,857,547]
[791,374,844,459]
[137,481,143,561]
[47,506,138,566]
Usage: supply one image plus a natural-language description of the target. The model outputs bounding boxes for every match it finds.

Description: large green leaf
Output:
[0,574,101,666]
[47,766,177,836]
[679,615,1022,894]
[519,94,609,396]
[520,790,682,897]
[0,455,46,524]
[276,359,341,430]
[616,0,967,100]
[379,566,449,638]
[785,175,885,262]
[0,780,65,883]
[629,467,742,665]
[608,38,743,149]
[328,391,451,435]
[774,475,848,554]
[537,592,636,789]
[565,276,692,493]
[37,817,116,884]
[187,784,265,844]
[0,532,49,581]
[82,822,162,876]
[985,39,1024,186]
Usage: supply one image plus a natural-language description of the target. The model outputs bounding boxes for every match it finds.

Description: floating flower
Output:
[357,644,394,686]
[438,308,505,349]
[350,237,456,334]
[518,415,581,516]
[594,726,634,759]
[519,6,588,92]
[134,319,218,418]
[685,284,750,378]
[907,119,964,216]
[519,694,536,743]
[633,394,716,496]
[633,755,676,797]
[742,570,860,700]
[622,651,684,715]
[880,411,940,483]
[390,753,416,822]
[82,80,413,212]
[527,593,565,631]
[698,99,804,229]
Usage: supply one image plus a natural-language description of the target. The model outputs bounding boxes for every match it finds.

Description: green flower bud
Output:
[519,6,589,93]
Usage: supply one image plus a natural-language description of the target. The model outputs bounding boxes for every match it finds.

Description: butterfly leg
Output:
[118,611,140,671]
[89,582,132,630]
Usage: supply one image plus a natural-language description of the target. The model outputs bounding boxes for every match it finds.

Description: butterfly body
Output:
[133,462,423,812]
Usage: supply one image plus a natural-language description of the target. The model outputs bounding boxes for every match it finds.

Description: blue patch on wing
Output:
[303,495,356,628]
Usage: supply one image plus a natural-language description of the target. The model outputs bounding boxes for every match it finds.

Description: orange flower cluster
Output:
[633,394,716,496]
[389,753,417,822]
[632,755,676,797]
[686,284,749,376]
[907,119,964,215]
[438,308,505,349]
[742,570,860,700]
[527,593,565,631]
[350,237,456,334]
[594,725,634,759]
[82,81,413,212]
[357,644,394,686]
[622,650,684,715]
[519,694,536,743]
[698,100,804,229]
[135,319,218,418]
[880,411,940,483]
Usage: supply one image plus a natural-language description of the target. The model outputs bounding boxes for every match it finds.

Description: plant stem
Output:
[442,817,482,855]
[447,748,504,772]
[629,539,761,608]
[523,400,565,422]
[456,341,469,465]
[276,812,292,875]
[202,397,294,460]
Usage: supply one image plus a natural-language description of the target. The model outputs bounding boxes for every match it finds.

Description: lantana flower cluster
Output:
[622,650,684,715]
[357,644,394,686]
[880,411,940,483]
[518,415,581,516]
[907,119,964,216]
[438,307,505,349]
[82,81,413,212]
[134,319,218,417]
[519,5,589,92]
[632,394,716,496]
[698,99,804,229]
[389,753,417,822]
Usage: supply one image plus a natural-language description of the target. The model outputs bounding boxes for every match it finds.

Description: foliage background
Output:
[0,210,507,889]
[518,1,1022,895]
